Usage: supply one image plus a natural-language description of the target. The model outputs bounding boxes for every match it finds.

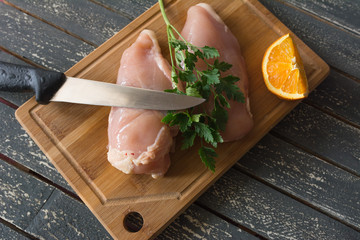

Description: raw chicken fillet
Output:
[108,4,253,178]
[107,30,176,179]
[181,3,254,141]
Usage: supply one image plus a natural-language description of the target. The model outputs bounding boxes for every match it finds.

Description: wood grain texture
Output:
[259,0,360,79]
[25,189,258,240]
[197,168,360,240]
[0,222,31,240]
[0,50,28,65]
[0,159,54,230]
[157,204,259,240]
[272,103,360,175]
[0,0,358,239]
[239,134,360,230]
[1,104,72,192]
[284,0,360,34]
[93,0,157,19]
[305,70,360,126]
[0,152,252,239]
[0,2,94,72]
[25,189,112,240]
[14,0,329,239]
[6,0,131,46]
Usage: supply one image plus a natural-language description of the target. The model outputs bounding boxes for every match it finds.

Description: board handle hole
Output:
[123,212,143,233]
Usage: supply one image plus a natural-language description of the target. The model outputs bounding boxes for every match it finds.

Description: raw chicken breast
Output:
[181,3,254,141]
[107,30,176,178]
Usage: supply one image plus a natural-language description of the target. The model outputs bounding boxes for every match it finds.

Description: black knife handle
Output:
[0,61,66,104]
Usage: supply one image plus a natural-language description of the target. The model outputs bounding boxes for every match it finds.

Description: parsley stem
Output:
[166,26,175,69]
[159,1,176,71]
[159,0,188,88]
[158,0,171,26]
[159,0,178,40]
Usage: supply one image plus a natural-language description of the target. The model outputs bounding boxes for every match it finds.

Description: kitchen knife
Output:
[0,61,205,110]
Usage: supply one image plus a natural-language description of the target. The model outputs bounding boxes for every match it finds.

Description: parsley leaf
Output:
[181,130,196,150]
[201,46,220,59]
[214,59,233,72]
[200,69,220,85]
[179,70,197,83]
[170,39,187,50]
[212,103,228,131]
[216,76,245,102]
[199,146,217,172]
[186,87,202,98]
[194,122,214,145]
[185,51,197,70]
[159,0,244,172]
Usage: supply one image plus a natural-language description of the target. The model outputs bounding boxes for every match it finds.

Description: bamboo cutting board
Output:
[16,0,329,239]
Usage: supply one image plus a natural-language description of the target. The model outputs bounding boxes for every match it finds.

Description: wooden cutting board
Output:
[15,0,329,239]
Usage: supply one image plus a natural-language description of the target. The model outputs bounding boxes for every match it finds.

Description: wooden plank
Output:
[258,0,360,79]
[25,190,258,240]
[238,134,360,230]
[197,168,360,239]
[25,189,112,240]
[0,50,28,65]
[0,51,34,106]
[0,222,32,240]
[6,0,131,46]
[305,69,360,126]
[93,0,157,19]
[284,0,360,34]
[0,159,54,230]
[0,104,72,192]
[272,103,360,175]
[14,1,329,239]
[158,204,258,240]
[0,2,94,72]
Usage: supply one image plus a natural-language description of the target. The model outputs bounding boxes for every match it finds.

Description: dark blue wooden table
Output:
[1,0,359,239]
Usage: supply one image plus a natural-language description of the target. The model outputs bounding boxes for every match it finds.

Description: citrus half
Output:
[262,34,308,100]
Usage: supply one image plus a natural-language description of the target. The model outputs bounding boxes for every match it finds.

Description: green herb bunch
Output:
[159,0,244,172]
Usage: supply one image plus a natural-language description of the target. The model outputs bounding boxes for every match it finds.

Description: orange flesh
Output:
[263,34,308,99]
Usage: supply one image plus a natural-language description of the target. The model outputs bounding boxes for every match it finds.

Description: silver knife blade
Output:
[51,77,205,110]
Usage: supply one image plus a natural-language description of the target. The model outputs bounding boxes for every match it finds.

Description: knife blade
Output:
[0,61,205,110]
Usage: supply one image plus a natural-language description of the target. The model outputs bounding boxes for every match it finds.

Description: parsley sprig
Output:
[159,0,244,172]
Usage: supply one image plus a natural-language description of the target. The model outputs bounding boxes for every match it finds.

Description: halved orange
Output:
[262,34,308,100]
